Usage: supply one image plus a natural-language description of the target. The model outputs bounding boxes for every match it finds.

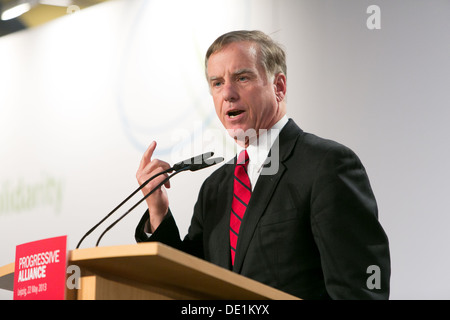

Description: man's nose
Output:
[222,82,239,102]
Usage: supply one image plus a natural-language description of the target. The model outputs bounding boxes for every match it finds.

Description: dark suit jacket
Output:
[135,119,391,299]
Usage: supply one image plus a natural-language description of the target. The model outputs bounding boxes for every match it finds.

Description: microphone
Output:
[76,151,215,249]
[189,157,225,171]
[94,156,224,247]
[172,151,214,171]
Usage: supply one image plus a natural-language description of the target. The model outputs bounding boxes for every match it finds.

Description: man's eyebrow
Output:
[208,75,222,82]
[233,68,255,76]
[208,69,256,82]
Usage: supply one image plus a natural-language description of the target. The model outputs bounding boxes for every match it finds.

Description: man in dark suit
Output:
[135,30,391,299]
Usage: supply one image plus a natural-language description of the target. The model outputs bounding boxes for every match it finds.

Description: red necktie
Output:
[230,150,251,266]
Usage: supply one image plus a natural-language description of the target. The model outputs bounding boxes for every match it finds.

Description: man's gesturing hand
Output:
[136,141,171,233]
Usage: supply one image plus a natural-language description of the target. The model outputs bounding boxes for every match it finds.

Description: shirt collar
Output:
[237,115,288,168]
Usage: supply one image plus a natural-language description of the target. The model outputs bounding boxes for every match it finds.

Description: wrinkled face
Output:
[206,41,286,146]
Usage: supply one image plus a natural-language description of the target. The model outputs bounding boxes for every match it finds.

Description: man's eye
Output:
[238,76,248,81]
[213,81,222,87]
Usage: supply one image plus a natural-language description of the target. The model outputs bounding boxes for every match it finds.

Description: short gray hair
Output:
[205,30,287,80]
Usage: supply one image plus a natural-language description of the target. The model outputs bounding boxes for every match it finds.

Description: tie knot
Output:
[237,150,249,167]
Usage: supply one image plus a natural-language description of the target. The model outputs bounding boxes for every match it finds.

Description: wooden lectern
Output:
[0,242,300,300]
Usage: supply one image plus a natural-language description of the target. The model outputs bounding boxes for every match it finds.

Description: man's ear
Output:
[273,73,287,102]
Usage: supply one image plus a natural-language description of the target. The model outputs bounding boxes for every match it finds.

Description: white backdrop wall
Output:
[1,0,449,299]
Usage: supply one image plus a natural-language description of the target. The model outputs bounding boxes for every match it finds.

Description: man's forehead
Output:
[210,41,258,61]
[207,42,260,76]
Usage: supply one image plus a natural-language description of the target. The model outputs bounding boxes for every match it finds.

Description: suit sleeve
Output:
[134,184,207,260]
[310,144,391,299]
[135,209,183,249]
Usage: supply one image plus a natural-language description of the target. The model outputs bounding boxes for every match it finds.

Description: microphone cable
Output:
[95,166,189,247]
[95,157,223,246]
[76,167,172,249]
[76,151,215,249]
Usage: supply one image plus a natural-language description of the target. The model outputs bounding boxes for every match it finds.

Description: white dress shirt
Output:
[237,115,288,190]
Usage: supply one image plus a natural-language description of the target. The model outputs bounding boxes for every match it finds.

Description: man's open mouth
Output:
[227,109,245,118]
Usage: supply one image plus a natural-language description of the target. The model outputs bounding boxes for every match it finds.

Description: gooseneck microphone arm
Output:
[95,157,224,247]
[75,168,172,249]
[95,167,188,247]
[76,151,214,249]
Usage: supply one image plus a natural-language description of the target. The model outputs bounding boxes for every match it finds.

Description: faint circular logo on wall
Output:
[115,0,218,158]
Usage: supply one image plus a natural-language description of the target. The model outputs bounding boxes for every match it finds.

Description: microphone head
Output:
[172,151,214,171]
[189,157,224,171]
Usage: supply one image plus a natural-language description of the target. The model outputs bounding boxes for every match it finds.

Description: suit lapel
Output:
[233,119,302,272]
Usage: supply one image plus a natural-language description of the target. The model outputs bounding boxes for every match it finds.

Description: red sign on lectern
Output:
[13,235,67,300]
